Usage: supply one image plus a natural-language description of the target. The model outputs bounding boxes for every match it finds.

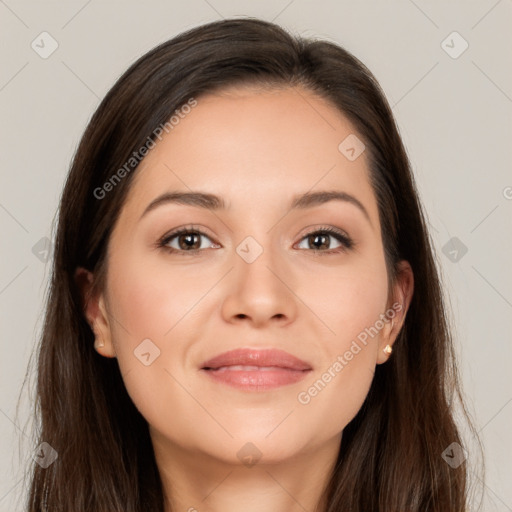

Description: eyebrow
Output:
[139,190,372,226]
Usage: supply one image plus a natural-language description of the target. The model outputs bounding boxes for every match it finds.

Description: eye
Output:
[295,226,354,254]
[156,225,355,255]
[157,226,219,254]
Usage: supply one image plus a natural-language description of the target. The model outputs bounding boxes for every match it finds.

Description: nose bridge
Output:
[237,234,280,290]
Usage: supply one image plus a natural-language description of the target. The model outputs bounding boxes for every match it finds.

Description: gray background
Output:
[1,1,511,510]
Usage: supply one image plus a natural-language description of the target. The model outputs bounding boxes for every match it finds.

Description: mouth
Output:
[200,348,312,391]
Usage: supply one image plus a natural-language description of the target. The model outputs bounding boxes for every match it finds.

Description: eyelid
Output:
[295,224,351,242]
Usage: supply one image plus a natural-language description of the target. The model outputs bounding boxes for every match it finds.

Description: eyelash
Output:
[156,224,355,256]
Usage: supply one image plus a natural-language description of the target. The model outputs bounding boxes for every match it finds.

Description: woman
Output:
[24,17,478,511]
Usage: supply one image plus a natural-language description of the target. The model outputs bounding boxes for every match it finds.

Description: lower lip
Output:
[201,366,311,391]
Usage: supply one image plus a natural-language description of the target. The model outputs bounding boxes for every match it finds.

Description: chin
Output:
[204,427,312,466]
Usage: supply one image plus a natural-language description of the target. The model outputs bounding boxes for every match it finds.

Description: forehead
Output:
[119,85,379,227]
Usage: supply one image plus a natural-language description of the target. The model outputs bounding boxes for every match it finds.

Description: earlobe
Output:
[74,267,116,358]
[377,316,396,364]
[84,293,115,358]
[93,294,117,358]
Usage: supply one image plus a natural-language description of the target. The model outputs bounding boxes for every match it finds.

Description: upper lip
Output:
[201,348,312,371]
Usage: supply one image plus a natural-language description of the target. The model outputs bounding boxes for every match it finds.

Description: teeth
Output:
[214,365,283,371]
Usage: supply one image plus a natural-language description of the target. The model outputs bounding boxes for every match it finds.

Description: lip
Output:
[200,348,312,391]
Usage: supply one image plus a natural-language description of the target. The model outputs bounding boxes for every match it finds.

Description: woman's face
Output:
[85,85,412,466]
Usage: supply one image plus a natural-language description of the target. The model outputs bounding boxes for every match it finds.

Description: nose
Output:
[220,243,297,328]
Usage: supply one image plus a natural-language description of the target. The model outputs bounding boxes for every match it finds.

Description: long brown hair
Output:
[20,17,481,511]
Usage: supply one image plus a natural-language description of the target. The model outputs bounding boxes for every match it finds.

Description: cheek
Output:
[293,262,388,435]
[105,267,189,440]
[303,258,389,346]
[103,251,216,434]
[296,280,385,439]
[106,249,214,348]
[296,345,376,444]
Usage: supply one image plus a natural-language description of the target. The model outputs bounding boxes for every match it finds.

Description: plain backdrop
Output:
[1,1,511,510]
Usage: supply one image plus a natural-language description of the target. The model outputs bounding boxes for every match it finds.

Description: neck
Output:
[151,431,341,512]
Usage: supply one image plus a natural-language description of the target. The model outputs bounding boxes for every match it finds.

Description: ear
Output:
[376,260,414,364]
[74,267,116,358]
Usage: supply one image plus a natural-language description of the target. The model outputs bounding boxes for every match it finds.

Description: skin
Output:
[77,85,414,512]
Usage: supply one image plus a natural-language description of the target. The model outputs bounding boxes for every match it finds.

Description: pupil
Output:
[311,234,328,250]
[180,233,199,250]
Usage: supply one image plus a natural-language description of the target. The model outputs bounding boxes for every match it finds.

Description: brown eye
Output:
[176,232,202,250]
[295,227,354,254]
[159,228,218,254]
[306,233,331,250]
